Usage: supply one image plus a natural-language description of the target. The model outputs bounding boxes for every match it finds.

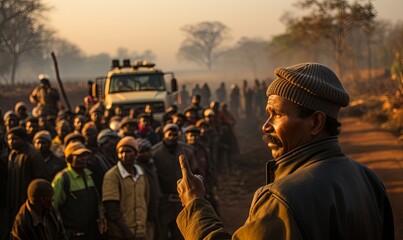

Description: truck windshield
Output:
[109,73,166,93]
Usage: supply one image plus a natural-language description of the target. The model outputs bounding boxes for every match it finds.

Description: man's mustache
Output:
[262,133,283,147]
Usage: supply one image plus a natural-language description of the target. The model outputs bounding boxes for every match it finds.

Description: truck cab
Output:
[94,59,178,121]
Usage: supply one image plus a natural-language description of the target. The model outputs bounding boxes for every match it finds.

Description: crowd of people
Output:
[178,80,267,121]
[0,74,269,240]
[0,62,395,240]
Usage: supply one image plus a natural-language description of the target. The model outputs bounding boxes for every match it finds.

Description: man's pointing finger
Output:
[179,154,192,179]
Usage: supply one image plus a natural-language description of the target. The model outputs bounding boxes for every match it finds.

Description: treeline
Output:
[1,0,402,98]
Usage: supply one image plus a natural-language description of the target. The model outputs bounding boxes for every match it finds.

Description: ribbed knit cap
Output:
[64,132,85,147]
[14,101,27,113]
[116,136,139,152]
[162,123,178,134]
[136,138,152,153]
[267,63,350,119]
[97,128,120,146]
[33,130,52,143]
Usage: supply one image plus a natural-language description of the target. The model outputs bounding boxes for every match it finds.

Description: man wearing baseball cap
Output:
[176,63,394,239]
[52,141,106,239]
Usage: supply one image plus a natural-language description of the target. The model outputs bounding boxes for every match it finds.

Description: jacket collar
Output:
[67,165,92,178]
[266,136,344,184]
[117,161,144,182]
[25,200,44,226]
[12,142,29,154]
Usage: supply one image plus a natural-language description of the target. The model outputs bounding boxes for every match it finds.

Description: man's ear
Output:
[310,111,327,136]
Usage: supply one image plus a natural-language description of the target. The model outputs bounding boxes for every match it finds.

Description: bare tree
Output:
[0,0,51,85]
[177,21,230,69]
[220,37,269,79]
[283,0,377,78]
[350,1,376,80]
[0,0,45,27]
[1,15,50,84]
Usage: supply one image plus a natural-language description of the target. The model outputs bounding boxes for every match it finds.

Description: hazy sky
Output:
[44,0,402,69]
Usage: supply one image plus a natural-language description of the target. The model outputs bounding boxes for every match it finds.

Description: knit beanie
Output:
[184,125,200,134]
[3,110,17,121]
[162,123,178,134]
[7,126,28,140]
[120,117,137,128]
[56,120,71,131]
[116,136,139,152]
[33,130,52,143]
[64,132,85,147]
[136,138,152,153]
[109,116,122,131]
[14,102,27,113]
[267,62,350,119]
[97,128,120,146]
[81,122,98,135]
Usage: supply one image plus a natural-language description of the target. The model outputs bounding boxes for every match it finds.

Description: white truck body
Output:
[96,60,178,121]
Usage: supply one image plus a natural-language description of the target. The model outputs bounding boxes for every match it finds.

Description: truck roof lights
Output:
[123,59,131,68]
[133,60,156,69]
[111,59,120,69]
[111,59,156,70]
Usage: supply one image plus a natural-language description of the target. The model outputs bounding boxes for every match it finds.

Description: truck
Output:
[93,59,178,121]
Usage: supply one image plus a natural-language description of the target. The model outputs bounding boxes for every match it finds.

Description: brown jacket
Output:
[11,200,66,240]
[177,137,394,240]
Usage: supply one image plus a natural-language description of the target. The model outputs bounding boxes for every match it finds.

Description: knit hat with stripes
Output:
[267,63,350,119]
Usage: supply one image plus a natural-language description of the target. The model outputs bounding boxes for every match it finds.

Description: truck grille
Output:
[113,101,165,113]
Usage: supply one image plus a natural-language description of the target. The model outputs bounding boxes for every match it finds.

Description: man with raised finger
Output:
[176,63,394,240]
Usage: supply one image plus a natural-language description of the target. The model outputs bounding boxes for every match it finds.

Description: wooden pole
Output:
[51,52,72,111]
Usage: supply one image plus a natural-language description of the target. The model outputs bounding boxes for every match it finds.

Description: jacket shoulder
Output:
[178,142,193,151]
[12,203,33,234]
[104,165,119,179]
[151,141,163,151]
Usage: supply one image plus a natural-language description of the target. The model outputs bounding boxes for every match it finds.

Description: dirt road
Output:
[216,117,403,237]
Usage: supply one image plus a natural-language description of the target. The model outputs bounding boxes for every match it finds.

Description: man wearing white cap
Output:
[29,74,64,117]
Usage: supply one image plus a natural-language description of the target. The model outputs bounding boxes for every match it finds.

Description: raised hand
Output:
[177,155,206,207]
